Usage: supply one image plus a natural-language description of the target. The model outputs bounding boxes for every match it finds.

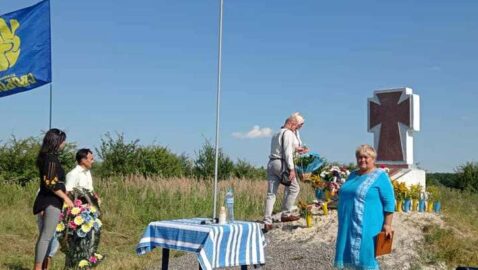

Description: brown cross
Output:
[369,91,411,162]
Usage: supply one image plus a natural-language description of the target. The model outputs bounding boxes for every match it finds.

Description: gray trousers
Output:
[34,205,61,263]
[36,213,59,258]
[263,159,300,225]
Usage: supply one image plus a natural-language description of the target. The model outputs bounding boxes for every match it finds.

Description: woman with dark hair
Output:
[33,129,74,270]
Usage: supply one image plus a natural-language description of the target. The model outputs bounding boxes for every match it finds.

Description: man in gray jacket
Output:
[263,113,307,232]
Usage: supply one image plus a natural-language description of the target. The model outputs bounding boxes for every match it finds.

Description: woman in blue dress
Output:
[335,145,395,270]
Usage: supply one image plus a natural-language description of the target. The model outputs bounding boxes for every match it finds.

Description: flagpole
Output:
[49,83,52,129]
[213,0,224,219]
[48,0,53,129]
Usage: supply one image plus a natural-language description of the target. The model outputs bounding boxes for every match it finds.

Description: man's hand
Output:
[296,147,309,154]
[289,169,296,181]
[94,193,102,206]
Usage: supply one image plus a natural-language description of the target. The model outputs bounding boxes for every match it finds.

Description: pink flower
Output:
[89,256,98,264]
[59,213,64,220]
[74,199,82,207]
[68,221,78,230]
[66,208,71,216]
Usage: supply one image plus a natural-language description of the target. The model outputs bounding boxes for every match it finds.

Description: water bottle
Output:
[225,188,234,223]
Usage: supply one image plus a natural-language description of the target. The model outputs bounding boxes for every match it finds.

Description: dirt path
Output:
[158,211,445,270]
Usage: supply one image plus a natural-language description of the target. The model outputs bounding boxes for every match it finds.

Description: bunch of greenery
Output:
[427,185,442,202]
[409,184,422,200]
[392,180,409,201]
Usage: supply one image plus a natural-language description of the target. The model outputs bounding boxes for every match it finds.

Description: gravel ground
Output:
[151,210,445,270]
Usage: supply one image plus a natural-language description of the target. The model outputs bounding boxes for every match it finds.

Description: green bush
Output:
[193,140,233,180]
[0,136,76,185]
[426,162,478,191]
[233,159,266,179]
[95,133,141,177]
[455,162,478,192]
[136,146,192,178]
[95,133,193,178]
[426,172,458,187]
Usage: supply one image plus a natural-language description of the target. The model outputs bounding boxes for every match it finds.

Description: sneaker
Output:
[281,215,300,222]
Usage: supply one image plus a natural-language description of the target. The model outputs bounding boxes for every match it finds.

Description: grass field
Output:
[1,178,477,269]
[0,177,314,270]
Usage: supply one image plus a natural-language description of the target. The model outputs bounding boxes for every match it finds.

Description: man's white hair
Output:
[287,112,304,125]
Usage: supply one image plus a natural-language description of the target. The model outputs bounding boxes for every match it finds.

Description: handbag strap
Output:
[280,129,290,172]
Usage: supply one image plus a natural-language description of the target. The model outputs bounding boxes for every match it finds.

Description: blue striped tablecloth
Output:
[136,218,266,270]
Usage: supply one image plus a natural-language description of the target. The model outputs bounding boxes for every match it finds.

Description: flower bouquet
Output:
[56,188,104,269]
[295,152,323,181]
[319,165,350,199]
[319,165,350,184]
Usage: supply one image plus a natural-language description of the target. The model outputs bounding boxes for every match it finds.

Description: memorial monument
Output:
[368,87,426,188]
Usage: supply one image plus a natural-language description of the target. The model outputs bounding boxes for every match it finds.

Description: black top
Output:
[32,153,66,215]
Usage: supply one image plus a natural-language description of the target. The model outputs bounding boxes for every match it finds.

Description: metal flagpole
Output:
[213,0,224,219]
[48,0,53,129]
[49,83,52,129]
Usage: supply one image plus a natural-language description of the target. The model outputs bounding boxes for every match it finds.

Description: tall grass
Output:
[0,177,314,270]
[419,186,478,268]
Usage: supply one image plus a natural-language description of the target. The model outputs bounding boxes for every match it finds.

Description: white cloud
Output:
[232,125,273,139]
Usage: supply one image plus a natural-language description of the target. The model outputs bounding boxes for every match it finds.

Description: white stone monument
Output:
[368,87,426,188]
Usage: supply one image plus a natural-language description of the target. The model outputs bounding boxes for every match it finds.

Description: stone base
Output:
[389,168,426,189]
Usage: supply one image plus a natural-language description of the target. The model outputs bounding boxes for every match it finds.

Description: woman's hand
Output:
[382,224,393,238]
[64,197,74,208]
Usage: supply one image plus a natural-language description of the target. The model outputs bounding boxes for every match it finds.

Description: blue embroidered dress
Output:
[334,169,395,270]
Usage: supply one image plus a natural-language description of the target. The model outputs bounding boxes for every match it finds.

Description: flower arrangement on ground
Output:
[409,184,422,211]
[392,180,409,212]
[298,200,313,227]
[426,185,442,213]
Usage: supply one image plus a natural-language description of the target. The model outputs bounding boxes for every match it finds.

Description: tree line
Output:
[0,133,266,185]
[1,133,477,191]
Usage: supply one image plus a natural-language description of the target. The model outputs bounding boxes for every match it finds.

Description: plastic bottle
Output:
[219,206,226,225]
[225,188,234,223]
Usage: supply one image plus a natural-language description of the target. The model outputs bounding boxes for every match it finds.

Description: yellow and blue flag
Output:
[0,0,51,98]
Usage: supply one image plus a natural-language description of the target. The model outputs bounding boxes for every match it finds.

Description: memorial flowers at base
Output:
[392,180,408,212]
[307,165,351,201]
[426,185,442,213]
[56,188,104,269]
[298,200,313,227]
[409,184,422,211]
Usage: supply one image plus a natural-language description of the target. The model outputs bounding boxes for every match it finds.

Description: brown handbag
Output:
[375,231,394,257]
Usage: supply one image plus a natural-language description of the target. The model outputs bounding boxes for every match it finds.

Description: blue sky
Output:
[1,0,477,172]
